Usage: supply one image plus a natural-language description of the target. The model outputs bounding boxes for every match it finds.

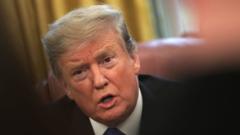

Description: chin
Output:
[96,105,132,127]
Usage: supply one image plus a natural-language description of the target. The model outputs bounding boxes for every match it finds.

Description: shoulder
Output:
[42,96,73,118]
[41,97,80,135]
[44,96,76,116]
[138,74,191,110]
[138,74,187,95]
[41,96,93,135]
[139,74,182,86]
[138,75,192,134]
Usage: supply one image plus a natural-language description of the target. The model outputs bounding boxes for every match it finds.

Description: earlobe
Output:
[65,89,73,100]
[65,86,74,100]
[132,53,141,74]
[60,79,73,100]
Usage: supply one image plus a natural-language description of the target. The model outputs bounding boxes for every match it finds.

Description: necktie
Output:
[103,128,126,135]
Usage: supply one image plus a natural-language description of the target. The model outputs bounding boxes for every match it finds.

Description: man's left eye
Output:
[103,57,112,63]
[101,56,115,68]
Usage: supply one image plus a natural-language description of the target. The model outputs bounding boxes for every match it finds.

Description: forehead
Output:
[59,28,126,63]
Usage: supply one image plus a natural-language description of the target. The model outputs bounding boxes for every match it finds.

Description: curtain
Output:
[38,0,156,41]
[0,0,48,86]
[0,0,155,90]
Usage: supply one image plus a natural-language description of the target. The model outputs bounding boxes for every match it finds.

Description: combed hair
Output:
[42,5,136,78]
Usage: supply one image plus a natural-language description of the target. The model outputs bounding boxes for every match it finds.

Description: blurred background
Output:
[0,0,240,134]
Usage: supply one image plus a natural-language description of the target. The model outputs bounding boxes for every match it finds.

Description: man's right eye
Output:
[72,69,88,80]
[73,70,83,75]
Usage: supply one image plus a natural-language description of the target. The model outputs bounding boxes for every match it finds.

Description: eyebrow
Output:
[67,45,117,73]
[69,64,89,74]
[94,46,116,61]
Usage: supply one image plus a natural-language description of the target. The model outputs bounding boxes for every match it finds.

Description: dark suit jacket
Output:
[42,74,237,135]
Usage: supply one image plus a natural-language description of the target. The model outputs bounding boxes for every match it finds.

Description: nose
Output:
[91,65,108,90]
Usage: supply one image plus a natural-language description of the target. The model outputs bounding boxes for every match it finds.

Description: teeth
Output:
[102,96,113,103]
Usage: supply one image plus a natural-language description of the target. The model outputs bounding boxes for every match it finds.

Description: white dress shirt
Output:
[90,89,143,135]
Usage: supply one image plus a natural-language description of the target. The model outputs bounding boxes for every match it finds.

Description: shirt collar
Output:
[90,88,143,135]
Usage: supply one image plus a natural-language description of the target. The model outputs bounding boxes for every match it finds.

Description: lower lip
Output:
[98,97,117,109]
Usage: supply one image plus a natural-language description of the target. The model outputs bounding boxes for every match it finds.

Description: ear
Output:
[60,79,73,100]
[131,53,141,74]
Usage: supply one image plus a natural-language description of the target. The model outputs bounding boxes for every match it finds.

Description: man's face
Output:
[59,28,140,126]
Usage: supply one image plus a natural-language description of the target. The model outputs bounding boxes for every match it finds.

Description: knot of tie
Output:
[103,128,126,135]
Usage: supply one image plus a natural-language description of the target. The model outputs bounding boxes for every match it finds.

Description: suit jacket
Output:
[42,74,237,135]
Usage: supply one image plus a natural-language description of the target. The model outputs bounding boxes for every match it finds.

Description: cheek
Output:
[112,58,138,85]
[70,90,97,117]
[111,63,138,102]
[68,81,97,112]
[121,78,138,101]
[70,80,93,102]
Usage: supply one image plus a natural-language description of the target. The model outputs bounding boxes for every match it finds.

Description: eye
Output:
[73,70,83,75]
[101,56,116,68]
[72,68,88,81]
[103,57,112,63]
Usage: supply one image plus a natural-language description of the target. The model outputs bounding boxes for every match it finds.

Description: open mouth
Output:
[101,95,114,103]
[98,94,116,109]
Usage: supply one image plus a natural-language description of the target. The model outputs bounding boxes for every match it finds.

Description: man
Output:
[42,5,220,135]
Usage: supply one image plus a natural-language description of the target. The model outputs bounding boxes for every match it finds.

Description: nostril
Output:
[95,81,108,90]
[103,82,108,86]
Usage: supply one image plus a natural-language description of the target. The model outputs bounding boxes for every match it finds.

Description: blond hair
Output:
[42,5,136,78]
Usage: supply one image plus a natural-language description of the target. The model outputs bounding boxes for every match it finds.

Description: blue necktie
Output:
[103,128,126,135]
